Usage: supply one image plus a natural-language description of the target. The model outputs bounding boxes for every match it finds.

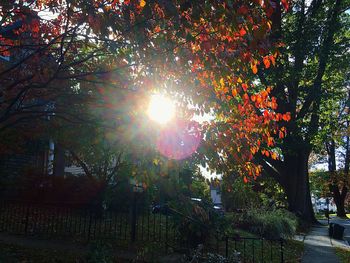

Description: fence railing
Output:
[0,200,178,247]
[0,200,285,262]
[219,236,284,263]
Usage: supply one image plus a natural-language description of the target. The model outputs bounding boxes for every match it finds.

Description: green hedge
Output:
[236,209,297,239]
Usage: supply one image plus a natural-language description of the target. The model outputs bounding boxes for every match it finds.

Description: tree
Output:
[245,0,349,222]
[1,1,289,174]
[311,89,350,216]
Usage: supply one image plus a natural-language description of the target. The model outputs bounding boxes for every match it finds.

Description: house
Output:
[210,183,222,207]
[0,13,63,179]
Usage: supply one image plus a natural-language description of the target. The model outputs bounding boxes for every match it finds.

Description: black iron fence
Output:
[0,200,177,247]
[220,236,284,263]
[0,200,285,262]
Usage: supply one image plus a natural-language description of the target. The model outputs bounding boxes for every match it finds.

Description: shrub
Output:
[236,209,297,239]
[86,241,113,263]
[169,196,225,248]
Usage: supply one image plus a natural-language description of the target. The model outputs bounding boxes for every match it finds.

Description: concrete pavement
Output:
[328,217,350,246]
[301,225,340,263]
[301,217,350,263]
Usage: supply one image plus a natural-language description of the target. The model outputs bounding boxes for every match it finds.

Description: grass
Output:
[205,229,304,263]
[335,247,350,263]
[315,213,350,220]
[0,242,84,263]
[0,202,177,246]
[0,238,304,263]
[229,238,304,263]
[284,240,304,263]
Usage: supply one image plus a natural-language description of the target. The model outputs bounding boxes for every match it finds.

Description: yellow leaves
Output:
[140,0,146,7]
[271,152,278,160]
[219,77,225,87]
[251,60,258,74]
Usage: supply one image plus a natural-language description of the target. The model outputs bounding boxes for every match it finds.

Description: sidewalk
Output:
[301,225,340,263]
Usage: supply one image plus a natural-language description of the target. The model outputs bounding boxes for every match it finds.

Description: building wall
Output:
[210,187,222,206]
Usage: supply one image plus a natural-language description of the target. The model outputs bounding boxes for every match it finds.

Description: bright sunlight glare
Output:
[147,94,175,124]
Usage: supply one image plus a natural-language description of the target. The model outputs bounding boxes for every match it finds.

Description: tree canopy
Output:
[0,0,290,180]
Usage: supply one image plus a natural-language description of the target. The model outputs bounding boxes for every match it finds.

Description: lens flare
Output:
[156,120,201,160]
[147,94,175,124]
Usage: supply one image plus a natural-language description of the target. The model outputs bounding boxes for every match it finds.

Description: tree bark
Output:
[280,150,317,223]
[331,184,348,217]
[326,139,348,217]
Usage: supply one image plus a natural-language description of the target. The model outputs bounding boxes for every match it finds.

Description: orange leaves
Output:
[232,88,238,97]
[270,97,278,109]
[251,60,258,74]
[263,56,270,69]
[140,0,146,8]
[282,113,291,121]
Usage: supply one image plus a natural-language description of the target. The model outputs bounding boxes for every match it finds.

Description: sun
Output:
[147,94,175,124]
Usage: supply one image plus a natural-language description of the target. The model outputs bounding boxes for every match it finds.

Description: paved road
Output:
[301,225,340,263]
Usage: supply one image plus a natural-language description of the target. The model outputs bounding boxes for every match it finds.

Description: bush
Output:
[86,241,113,263]
[169,196,226,248]
[236,209,297,239]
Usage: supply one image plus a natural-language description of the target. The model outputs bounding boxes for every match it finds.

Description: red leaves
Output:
[239,27,247,36]
[282,113,291,121]
[243,93,249,103]
[279,130,285,139]
[238,5,249,15]
[281,0,290,11]
[31,19,40,34]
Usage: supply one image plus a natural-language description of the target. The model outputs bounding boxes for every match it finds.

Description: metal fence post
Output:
[24,205,30,235]
[280,238,284,263]
[87,210,93,242]
[131,193,137,242]
[165,212,168,252]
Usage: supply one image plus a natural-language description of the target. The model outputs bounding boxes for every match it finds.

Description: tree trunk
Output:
[326,139,348,217]
[331,185,348,217]
[281,150,317,223]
